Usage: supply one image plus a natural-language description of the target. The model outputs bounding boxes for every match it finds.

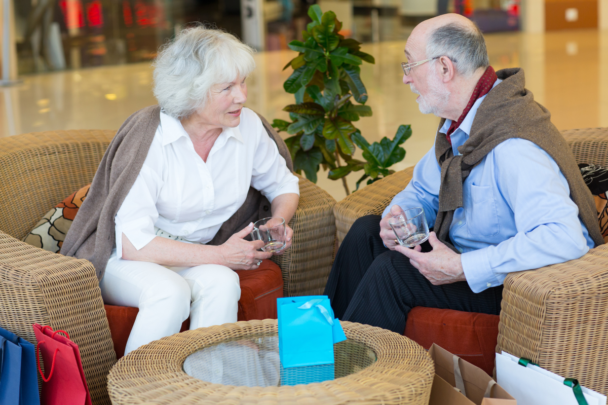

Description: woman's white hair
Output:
[153,26,256,119]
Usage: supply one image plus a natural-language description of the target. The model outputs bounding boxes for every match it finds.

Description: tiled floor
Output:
[1,29,607,201]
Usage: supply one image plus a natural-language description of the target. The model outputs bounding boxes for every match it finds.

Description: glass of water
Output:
[388,207,429,248]
[251,217,286,253]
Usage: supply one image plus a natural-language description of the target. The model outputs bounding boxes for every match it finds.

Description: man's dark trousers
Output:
[323,215,504,334]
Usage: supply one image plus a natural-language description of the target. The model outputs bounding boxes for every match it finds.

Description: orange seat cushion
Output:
[404,307,500,376]
[105,259,283,359]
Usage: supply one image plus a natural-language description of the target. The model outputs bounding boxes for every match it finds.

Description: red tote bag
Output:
[33,324,92,405]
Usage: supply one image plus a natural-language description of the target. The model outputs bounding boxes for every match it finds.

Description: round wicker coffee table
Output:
[107,319,434,404]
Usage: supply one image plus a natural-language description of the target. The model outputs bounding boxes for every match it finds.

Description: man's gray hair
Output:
[426,22,489,77]
[153,26,256,119]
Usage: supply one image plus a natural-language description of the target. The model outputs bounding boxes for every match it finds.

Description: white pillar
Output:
[241,0,265,51]
[600,0,608,30]
[0,0,20,86]
[521,0,545,33]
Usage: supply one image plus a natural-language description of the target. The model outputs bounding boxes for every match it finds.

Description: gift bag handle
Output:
[36,341,59,383]
[564,378,589,405]
[452,355,467,396]
[52,330,70,339]
[298,300,334,325]
[519,358,589,405]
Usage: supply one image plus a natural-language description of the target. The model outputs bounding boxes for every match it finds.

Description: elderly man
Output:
[324,14,604,334]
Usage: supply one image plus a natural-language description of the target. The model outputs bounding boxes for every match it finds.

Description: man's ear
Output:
[438,56,456,82]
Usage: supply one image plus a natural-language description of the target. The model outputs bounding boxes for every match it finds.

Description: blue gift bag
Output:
[280,362,335,386]
[0,327,40,405]
[277,296,346,369]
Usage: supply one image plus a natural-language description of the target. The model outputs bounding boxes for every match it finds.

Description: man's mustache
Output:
[410,85,420,95]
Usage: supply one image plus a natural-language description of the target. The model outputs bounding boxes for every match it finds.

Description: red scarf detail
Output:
[445,66,497,144]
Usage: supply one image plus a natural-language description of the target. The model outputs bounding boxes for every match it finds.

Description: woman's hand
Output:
[274,224,293,255]
[219,223,273,270]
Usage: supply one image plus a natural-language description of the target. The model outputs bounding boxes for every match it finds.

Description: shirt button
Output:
[487,282,492,288]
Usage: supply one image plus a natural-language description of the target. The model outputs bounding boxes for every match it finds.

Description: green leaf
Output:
[271,119,291,132]
[333,18,342,34]
[329,47,348,68]
[339,39,361,52]
[302,30,312,41]
[321,10,337,27]
[340,102,372,117]
[308,4,322,24]
[312,13,339,51]
[307,21,318,32]
[338,111,360,121]
[291,54,306,70]
[288,39,324,57]
[284,135,301,163]
[284,66,305,94]
[294,148,323,183]
[283,102,325,115]
[323,118,356,155]
[295,86,306,104]
[283,57,296,71]
[352,131,382,166]
[300,63,318,87]
[343,65,368,103]
[306,85,326,108]
[328,166,351,180]
[323,117,355,140]
[315,137,336,165]
[341,52,362,66]
[355,173,369,190]
[287,115,324,135]
[325,138,336,153]
[381,124,411,166]
[353,51,375,64]
[339,79,350,95]
[300,132,315,151]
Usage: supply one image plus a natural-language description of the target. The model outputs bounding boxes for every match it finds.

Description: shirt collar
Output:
[439,78,502,136]
[159,111,244,147]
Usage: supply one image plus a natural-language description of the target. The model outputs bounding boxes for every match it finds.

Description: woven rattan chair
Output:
[0,128,336,404]
[334,127,608,396]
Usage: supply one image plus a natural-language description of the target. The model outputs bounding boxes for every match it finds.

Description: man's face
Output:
[403,39,450,116]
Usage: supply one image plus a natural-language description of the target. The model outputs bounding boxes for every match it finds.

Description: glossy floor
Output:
[1,29,606,201]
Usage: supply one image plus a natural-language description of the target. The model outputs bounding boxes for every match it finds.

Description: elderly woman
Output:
[61,27,299,355]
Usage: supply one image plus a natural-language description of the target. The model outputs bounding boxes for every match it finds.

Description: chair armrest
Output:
[271,174,337,297]
[497,245,608,395]
[0,231,116,405]
[334,167,414,246]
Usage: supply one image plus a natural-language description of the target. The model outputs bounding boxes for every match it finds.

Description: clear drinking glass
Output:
[251,217,287,253]
[388,207,429,247]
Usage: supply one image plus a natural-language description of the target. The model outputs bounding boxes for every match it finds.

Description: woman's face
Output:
[197,76,248,128]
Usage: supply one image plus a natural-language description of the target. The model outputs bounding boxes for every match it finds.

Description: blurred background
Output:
[1,0,606,200]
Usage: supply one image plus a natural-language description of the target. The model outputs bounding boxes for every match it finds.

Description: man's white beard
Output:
[410,73,450,116]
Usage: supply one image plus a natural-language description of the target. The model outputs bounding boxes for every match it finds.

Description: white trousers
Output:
[100,250,241,355]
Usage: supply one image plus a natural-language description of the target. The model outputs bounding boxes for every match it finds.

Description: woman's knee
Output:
[140,272,191,318]
[185,265,241,299]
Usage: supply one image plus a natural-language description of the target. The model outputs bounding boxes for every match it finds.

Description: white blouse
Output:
[114,107,300,258]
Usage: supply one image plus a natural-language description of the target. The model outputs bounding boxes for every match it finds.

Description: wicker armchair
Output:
[0,129,336,404]
[334,128,608,395]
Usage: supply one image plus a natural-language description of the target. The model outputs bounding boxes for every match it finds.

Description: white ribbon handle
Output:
[298,300,334,325]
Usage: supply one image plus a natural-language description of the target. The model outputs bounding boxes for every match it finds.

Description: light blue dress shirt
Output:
[383,81,594,293]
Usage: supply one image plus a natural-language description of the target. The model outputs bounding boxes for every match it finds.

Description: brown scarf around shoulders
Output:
[434,68,604,250]
[60,105,294,280]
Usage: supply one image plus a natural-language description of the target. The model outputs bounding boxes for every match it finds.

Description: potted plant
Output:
[272,4,412,195]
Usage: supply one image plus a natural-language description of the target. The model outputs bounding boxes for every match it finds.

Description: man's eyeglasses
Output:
[401,57,439,76]
[401,56,456,76]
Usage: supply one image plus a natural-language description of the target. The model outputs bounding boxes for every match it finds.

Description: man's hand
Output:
[380,205,405,250]
[395,232,466,285]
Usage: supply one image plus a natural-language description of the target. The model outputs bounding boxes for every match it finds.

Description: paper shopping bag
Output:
[429,344,516,405]
[277,296,346,368]
[496,351,607,405]
[33,324,92,405]
[0,326,40,405]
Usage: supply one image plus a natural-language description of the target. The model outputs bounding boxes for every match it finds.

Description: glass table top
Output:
[183,333,377,387]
